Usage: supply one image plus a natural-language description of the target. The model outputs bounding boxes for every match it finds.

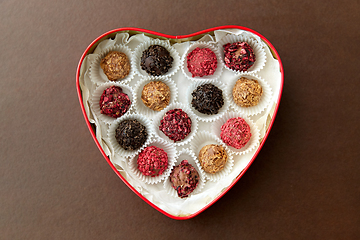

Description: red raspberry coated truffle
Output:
[186,47,218,77]
[99,86,131,118]
[159,109,192,142]
[170,160,199,198]
[220,117,251,149]
[137,146,168,177]
[223,41,256,72]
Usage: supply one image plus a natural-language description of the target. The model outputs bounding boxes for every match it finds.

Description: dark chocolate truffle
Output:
[223,41,255,72]
[170,160,199,198]
[99,86,131,118]
[191,83,224,115]
[186,47,217,77]
[232,77,263,107]
[115,119,147,151]
[159,109,191,142]
[140,45,173,76]
[220,117,251,149]
[198,144,227,174]
[137,146,168,177]
[100,51,131,81]
[141,81,171,111]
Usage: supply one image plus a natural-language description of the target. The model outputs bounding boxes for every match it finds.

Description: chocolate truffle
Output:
[187,47,217,77]
[141,81,171,111]
[220,117,251,149]
[159,109,192,142]
[223,41,256,72]
[191,83,224,115]
[198,144,227,174]
[140,45,173,76]
[100,51,131,81]
[170,160,199,198]
[99,86,131,118]
[137,146,168,177]
[232,77,263,107]
[115,119,147,151]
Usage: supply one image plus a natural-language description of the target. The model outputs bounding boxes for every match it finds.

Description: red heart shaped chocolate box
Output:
[76,26,283,220]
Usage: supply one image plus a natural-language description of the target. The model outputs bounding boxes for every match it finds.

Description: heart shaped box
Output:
[76,26,283,220]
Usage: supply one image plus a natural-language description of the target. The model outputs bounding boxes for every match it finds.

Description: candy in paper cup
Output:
[133,39,180,79]
[89,44,135,85]
[181,41,224,81]
[163,148,206,198]
[133,77,178,118]
[187,79,229,122]
[190,131,233,182]
[211,112,260,155]
[218,33,266,74]
[90,82,135,124]
[226,73,273,116]
[128,138,176,184]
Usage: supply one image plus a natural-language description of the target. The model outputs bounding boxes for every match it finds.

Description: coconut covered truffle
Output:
[232,77,263,107]
[220,117,251,149]
[115,119,147,151]
[170,160,199,198]
[199,144,227,174]
[186,47,217,77]
[141,45,173,76]
[137,146,168,177]
[191,83,224,115]
[159,109,192,142]
[99,86,131,118]
[100,51,131,81]
[141,81,171,111]
[223,41,255,72]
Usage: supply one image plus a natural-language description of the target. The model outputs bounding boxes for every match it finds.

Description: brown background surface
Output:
[1,0,359,239]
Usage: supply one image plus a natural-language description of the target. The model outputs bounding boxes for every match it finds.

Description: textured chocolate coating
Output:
[115,119,147,151]
[99,86,131,118]
[140,45,173,76]
[159,109,192,142]
[141,81,171,111]
[232,77,263,107]
[100,51,130,81]
[170,160,199,198]
[137,146,168,177]
[223,42,256,72]
[191,83,224,115]
[199,144,227,174]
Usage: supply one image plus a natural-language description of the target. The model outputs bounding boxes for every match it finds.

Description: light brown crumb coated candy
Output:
[141,81,170,111]
[199,144,227,174]
[232,77,263,107]
[100,51,130,81]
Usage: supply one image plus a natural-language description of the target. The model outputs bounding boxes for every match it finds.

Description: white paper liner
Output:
[190,131,234,182]
[186,79,229,122]
[133,77,178,118]
[163,148,206,198]
[211,112,260,155]
[152,102,198,147]
[181,41,224,81]
[107,113,153,159]
[226,72,273,116]
[133,39,180,79]
[128,138,177,184]
[89,82,135,125]
[89,44,135,86]
[218,33,266,74]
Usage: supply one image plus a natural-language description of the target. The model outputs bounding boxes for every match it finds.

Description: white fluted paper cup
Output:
[211,112,260,155]
[218,34,266,74]
[133,77,178,118]
[226,73,273,116]
[181,41,224,81]
[186,79,229,122]
[133,39,180,79]
[90,82,135,124]
[163,148,206,198]
[152,102,198,147]
[190,131,234,182]
[89,44,135,85]
[107,113,153,159]
[128,138,176,184]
